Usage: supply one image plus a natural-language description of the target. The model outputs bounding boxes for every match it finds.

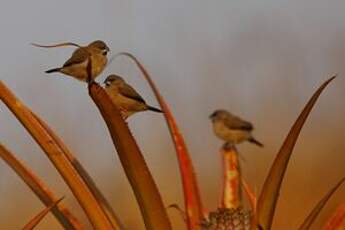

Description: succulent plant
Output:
[0,53,343,229]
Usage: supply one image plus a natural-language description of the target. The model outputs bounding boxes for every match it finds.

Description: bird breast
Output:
[90,53,107,79]
[213,121,251,144]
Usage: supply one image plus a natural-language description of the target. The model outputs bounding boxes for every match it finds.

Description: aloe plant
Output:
[0,52,343,230]
[116,55,343,230]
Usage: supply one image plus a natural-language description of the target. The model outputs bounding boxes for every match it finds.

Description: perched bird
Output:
[209,109,263,147]
[104,74,163,119]
[45,40,110,82]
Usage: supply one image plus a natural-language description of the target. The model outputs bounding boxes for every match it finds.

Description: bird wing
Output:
[63,48,89,67]
[225,115,253,131]
[119,83,146,103]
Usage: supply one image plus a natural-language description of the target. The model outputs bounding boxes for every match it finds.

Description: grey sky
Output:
[0,0,344,229]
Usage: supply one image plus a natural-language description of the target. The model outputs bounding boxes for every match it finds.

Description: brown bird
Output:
[45,40,109,82]
[104,74,162,119]
[209,109,263,147]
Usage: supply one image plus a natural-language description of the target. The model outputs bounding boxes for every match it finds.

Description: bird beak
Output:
[209,113,215,119]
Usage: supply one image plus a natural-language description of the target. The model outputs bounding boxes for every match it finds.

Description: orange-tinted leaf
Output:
[0,143,83,229]
[242,179,257,229]
[32,113,124,229]
[167,204,186,222]
[0,81,114,229]
[257,76,336,229]
[23,197,64,230]
[242,179,256,214]
[298,177,345,230]
[220,147,241,209]
[324,203,345,230]
[88,82,172,230]
[114,52,203,230]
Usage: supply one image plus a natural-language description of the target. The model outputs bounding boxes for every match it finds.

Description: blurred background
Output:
[0,0,344,229]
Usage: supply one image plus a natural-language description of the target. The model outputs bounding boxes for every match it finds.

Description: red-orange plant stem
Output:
[219,146,241,209]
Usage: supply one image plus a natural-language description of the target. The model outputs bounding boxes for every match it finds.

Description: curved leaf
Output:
[114,52,203,229]
[0,143,83,229]
[31,42,81,48]
[0,81,114,229]
[298,177,345,230]
[88,82,172,230]
[32,112,124,229]
[257,76,336,229]
[242,178,257,229]
[23,197,64,230]
[242,179,256,214]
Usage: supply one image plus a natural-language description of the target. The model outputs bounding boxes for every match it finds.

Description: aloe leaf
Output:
[257,76,336,229]
[0,143,83,229]
[89,82,172,230]
[298,177,345,230]
[23,197,64,230]
[114,52,203,229]
[32,112,124,229]
[0,80,114,229]
[242,179,256,214]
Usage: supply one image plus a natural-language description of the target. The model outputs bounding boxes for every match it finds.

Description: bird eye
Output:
[102,50,108,55]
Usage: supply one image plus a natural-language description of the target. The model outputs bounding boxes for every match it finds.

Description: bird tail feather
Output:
[45,68,61,73]
[248,137,264,147]
[147,106,163,113]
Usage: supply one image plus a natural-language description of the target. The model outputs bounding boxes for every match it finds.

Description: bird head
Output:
[209,109,230,121]
[104,74,125,87]
[88,40,110,56]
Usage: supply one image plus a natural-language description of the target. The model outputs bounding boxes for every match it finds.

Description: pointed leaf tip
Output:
[89,81,172,230]
[113,52,204,230]
[0,143,83,229]
[257,76,336,229]
[0,80,114,229]
[298,177,345,230]
[23,197,65,230]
